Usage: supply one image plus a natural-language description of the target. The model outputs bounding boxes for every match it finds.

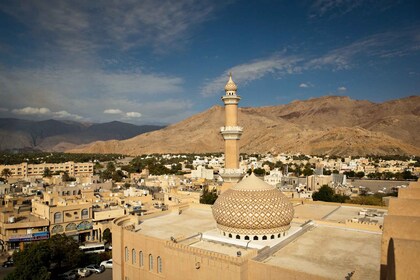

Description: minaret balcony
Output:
[220,126,243,140]
[221,95,241,105]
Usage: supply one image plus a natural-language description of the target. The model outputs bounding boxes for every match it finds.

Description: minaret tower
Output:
[220,74,243,192]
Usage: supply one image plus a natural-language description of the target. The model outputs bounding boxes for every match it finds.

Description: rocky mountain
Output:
[0,119,164,152]
[68,95,420,156]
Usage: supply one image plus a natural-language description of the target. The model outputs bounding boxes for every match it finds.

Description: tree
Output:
[5,234,82,280]
[312,185,349,203]
[43,168,52,178]
[1,168,12,181]
[200,187,218,205]
[103,228,112,244]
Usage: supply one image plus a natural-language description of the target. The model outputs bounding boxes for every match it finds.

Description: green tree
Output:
[312,185,349,203]
[1,168,12,181]
[200,188,218,205]
[43,168,52,178]
[5,234,82,280]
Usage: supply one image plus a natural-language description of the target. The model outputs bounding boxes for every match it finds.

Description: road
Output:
[88,268,112,280]
[0,267,112,280]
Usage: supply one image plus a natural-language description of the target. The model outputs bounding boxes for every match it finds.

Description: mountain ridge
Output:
[67,95,420,156]
[0,119,164,152]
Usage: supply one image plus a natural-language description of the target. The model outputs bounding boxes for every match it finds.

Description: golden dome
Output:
[212,173,294,237]
[224,73,237,92]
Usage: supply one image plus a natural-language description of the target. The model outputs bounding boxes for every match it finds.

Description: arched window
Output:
[271,235,275,239]
[132,249,136,264]
[125,247,129,262]
[51,225,64,234]
[65,223,77,231]
[236,235,240,239]
[81,208,89,219]
[253,236,258,240]
[228,233,232,238]
[54,212,62,223]
[149,254,153,271]
[139,251,144,267]
[244,236,249,240]
[157,256,162,273]
[262,235,267,240]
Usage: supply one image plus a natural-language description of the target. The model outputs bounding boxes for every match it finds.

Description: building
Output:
[380,179,420,279]
[0,209,49,251]
[31,190,94,242]
[191,166,214,180]
[111,76,384,280]
[218,74,243,191]
[0,161,94,180]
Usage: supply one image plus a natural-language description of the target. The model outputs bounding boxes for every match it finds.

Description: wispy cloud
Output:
[310,0,364,18]
[12,107,51,115]
[337,86,347,92]
[201,28,420,96]
[0,0,220,54]
[200,55,302,96]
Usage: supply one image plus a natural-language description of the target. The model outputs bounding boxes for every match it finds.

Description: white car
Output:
[100,259,113,269]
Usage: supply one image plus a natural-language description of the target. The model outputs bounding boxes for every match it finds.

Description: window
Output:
[139,251,144,267]
[81,209,89,219]
[244,236,249,240]
[125,247,129,262]
[157,256,162,273]
[132,249,136,264]
[54,212,62,223]
[149,254,153,271]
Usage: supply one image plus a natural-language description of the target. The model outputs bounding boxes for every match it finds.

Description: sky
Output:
[0,0,419,125]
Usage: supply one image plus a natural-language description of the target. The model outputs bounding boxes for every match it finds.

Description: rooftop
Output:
[263,225,381,279]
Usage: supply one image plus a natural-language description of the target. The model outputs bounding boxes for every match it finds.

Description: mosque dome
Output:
[224,74,238,92]
[212,173,294,239]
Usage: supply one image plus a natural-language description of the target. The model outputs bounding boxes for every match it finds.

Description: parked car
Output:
[85,264,105,274]
[77,267,92,278]
[100,259,113,269]
[2,259,13,268]
[58,269,78,280]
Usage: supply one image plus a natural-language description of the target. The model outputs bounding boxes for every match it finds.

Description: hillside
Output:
[0,119,164,152]
[68,95,420,156]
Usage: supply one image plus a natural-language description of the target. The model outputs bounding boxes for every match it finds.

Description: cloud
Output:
[0,108,8,112]
[200,55,302,96]
[201,28,420,96]
[53,110,83,120]
[10,107,83,120]
[310,0,364,18]
[104,109,123,115]
[299,83,313,88]
[0,0,220,54]
[125,112,142,118]
[12,107,51,115]
[337,86,347,92]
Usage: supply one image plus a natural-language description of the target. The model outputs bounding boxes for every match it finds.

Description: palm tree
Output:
[1,168,12,182]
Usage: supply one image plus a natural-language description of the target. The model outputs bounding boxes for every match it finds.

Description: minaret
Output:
[219,74,243,192]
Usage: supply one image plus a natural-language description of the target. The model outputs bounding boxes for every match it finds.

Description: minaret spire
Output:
[219,74,243,192]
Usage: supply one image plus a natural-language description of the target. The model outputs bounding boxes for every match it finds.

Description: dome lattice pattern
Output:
[212,174,294,236]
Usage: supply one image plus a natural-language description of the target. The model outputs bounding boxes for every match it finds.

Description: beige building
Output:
[380,179,420,279]
[111,76,384,280]
[219,75,244,191]
[0,161,94,180]
[31,191,94,242]
[0,209,49,251]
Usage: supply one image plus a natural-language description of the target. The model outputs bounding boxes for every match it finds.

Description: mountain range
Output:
[0,119,164,152]
[67,95,420,156]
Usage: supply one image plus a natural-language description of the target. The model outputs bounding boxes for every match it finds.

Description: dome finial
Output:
[225,72,237,92]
